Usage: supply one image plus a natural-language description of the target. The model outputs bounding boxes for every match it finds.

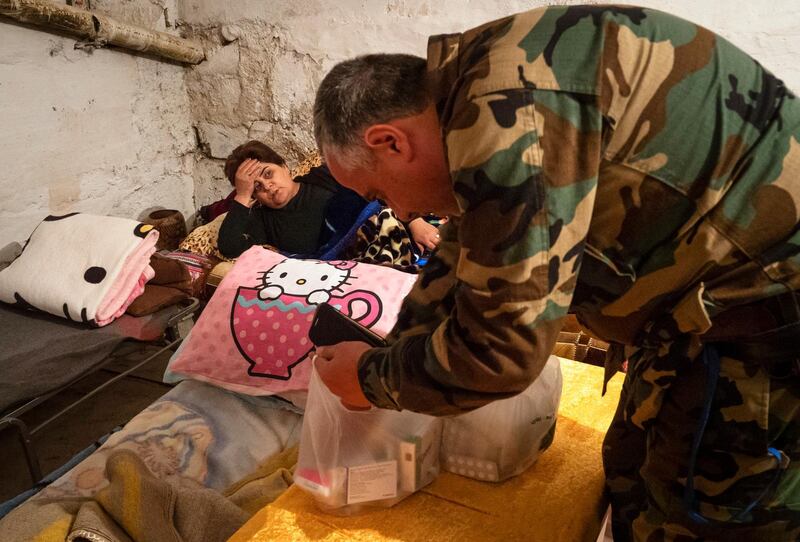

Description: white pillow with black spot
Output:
[0,212,158,325]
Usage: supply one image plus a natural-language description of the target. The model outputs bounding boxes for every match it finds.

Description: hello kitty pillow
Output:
[165,246,416,400]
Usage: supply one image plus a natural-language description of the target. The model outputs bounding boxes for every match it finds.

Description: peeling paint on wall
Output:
[48,180,82,215]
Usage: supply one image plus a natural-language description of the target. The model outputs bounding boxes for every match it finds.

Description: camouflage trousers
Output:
[603,327,800,541]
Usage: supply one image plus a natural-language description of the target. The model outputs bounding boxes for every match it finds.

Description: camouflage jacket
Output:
[359,5,800,415]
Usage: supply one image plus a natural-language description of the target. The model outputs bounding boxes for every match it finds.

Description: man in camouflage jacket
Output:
[313,5,800,540]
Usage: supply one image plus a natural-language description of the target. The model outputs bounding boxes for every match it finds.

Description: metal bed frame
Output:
[0,297,199,486]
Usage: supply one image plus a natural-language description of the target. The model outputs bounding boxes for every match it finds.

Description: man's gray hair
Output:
[313,54,429,167]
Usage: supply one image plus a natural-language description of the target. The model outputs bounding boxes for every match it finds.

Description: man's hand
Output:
[408,217,442,253]
[233,158,261,207]
[315,341,373,410]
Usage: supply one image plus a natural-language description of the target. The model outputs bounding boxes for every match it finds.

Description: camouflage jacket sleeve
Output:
[359,88,602,415]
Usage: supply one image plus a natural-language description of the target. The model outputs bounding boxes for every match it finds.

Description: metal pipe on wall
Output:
[0,0,204,64]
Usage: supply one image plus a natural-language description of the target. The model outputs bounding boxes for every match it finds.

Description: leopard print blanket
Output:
[341,207,419,273]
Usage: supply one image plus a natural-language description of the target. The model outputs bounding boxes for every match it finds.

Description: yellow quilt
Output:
[230,358,623,542]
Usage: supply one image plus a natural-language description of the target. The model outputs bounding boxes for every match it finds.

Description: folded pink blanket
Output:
[0,213,159,326]
[96,264,155,326]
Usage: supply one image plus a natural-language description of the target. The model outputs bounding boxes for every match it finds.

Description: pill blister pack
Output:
[444,454,500,482]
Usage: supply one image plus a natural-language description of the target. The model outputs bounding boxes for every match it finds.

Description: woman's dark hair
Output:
[224,140,286,186]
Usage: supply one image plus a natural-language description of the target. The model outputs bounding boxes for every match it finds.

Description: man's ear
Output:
[363,124,413,161]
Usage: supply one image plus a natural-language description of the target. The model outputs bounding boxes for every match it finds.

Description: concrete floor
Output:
[0,344,174,502]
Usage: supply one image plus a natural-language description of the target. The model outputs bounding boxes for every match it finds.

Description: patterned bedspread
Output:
[36,380,303,500]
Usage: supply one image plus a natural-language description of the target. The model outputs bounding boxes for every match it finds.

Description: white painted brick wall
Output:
[0,1,196,247]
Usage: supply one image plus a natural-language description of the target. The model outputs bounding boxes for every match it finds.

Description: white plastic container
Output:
[441,355,563,482]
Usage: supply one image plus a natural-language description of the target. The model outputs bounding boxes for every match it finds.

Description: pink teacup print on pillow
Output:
[231,288,316,380]
[231,285,381,379]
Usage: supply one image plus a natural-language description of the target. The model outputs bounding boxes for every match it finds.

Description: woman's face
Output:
[253,162,298,209]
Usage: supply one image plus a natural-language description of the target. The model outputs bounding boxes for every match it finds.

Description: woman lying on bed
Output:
[217,141,442,260]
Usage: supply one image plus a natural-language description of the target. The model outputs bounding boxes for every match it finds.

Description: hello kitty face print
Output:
[231,258,383,380]
[257,259,356,305]
[0,212,157,326]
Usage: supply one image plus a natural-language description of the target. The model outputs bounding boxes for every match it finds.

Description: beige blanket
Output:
[0,447,297,542]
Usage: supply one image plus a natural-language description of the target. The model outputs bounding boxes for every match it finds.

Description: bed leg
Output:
[0,417,43,483]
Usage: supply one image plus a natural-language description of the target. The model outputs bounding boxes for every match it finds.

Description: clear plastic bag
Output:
[295,364,442,515]
[441,355,563,482]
